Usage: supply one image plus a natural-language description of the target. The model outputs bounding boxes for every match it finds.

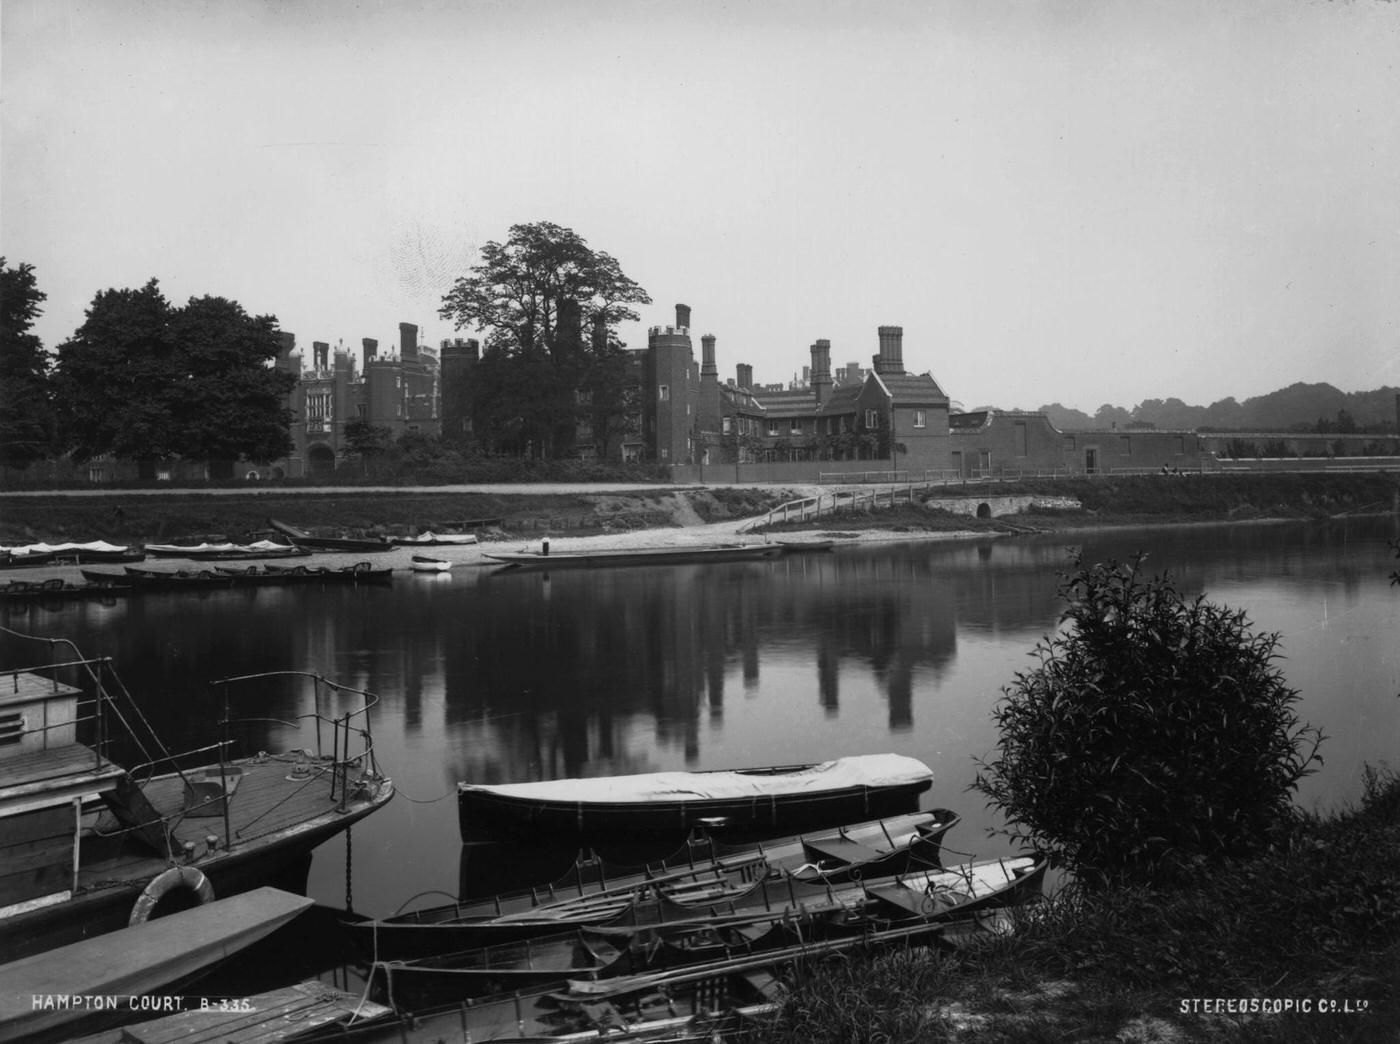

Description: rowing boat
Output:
[347,811,956,961]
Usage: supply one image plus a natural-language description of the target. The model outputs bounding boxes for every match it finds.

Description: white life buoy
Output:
[128,865,216,926]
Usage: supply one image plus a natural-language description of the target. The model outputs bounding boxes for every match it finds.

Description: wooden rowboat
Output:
[347,810,957,961]
[457,753,934,843]
[410,555,453,573]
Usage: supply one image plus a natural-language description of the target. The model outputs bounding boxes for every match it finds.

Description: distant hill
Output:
[1034,383,1400,432]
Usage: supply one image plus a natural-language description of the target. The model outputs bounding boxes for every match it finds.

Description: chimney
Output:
[811,339,832,407]
[362,337,378,361]
[675,303,691,330]
[313,341,329,370]
[399,322,418,360]
[275,331,300,374]
[701,334,717,377]
[873,325,905,375]
[736,363,753,389]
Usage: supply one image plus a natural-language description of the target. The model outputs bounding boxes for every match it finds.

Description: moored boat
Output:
[1,577,135,601]
[0,626,395,961]
[398,531,479,546]
[410,555,453,573]
[268,518,396,552]
[457,753,934,843]
[348,810,957,961]
[1,542,145,567]
[0,887,313,1040]
[144,539,309,560]
[484,543,783,569]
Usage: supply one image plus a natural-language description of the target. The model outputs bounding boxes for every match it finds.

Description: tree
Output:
[343,418,393,458]
[0,259,56,469]
[51,280,294,474]
[439,222,651,459]
[973,554,1323,887]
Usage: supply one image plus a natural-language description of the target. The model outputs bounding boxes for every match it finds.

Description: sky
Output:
[3,0,1398,414]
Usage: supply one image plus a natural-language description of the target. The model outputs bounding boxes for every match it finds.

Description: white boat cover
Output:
[1,540,130,554]
[144,540,294,554]
[462,753,933,804]
[405,532,478,544]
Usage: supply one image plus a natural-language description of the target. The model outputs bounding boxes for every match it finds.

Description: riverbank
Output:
[2,473,1396,550]
[753,769,1400,1043]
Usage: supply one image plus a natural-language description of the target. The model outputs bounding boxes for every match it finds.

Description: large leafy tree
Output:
[0,258,56,469]
[439,222,650,458]
[51,280,294,473]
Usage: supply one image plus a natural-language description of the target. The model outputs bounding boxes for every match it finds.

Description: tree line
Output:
[0,224,653,479]
[1038,385,1400,435]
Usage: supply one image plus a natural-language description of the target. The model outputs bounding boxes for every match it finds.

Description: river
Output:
[3,516,1398,922]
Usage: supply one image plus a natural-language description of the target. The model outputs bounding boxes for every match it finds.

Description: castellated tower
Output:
[646,303,696,464]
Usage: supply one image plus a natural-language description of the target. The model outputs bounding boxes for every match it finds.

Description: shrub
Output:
[973,553,1323,887]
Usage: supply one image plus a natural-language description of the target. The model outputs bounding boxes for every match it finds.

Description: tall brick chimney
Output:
[399,322,418,360]
[675,303,691,330]
[873,325,905,375]
[362,337,378,361]
[810,339,832,407]
[736,363,753,390]
[313,341,329,370]
[701,334,717,377]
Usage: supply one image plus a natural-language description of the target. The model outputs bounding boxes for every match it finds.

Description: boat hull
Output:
[0,772,394,962]
[484,544,783,569]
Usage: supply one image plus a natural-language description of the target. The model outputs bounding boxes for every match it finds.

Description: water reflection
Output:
[3,516,1397,918]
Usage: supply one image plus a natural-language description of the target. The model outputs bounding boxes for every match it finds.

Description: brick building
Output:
[264,321,440,478]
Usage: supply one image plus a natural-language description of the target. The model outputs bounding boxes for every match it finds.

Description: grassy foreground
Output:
[745,769,1400,1044]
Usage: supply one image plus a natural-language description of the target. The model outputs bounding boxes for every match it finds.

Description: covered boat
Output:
[398,531,479,546]
[0,541,144,567]
[0,625,395,961]
[144,539,308,560]
[457,753,934,843]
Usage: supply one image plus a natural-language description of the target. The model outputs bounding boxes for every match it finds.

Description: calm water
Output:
[4,517,1398,919]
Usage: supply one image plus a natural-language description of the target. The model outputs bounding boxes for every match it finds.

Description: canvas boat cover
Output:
[461,754,933,805]
[144,540,295,554]
[1,540,131,554]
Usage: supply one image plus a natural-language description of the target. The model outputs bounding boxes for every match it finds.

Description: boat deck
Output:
[82,752,387,887]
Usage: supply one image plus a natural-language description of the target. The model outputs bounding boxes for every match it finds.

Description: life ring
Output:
[128,866,216,926]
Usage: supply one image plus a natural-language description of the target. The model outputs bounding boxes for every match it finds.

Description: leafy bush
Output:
[973,553,1323,887]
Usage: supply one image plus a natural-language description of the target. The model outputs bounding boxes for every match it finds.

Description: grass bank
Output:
[3,473,1395,547]
[749,769,1400,1043]
[754,472,1400,536]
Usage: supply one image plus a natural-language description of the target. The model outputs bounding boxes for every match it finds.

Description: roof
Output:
[878,372,948,404]
[818,384,863,416]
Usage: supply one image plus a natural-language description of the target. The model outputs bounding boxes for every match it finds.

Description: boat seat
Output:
[803,835,884,867]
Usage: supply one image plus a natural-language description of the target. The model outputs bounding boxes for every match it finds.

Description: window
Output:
[767,421,780,436]
[659,385,670,401]
[864,409,878,429]
[0,711,24,746]
[913,410,926,429]
[790,419,802,434]
[722,417,732,435]
[660,448,669,460]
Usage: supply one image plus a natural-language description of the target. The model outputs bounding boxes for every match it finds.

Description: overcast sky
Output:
[4,0,1398,413]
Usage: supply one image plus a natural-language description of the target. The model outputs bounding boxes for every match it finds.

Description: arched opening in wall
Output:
[307,444,336,477]
[976,502,992,519]
[270,467,286,480]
